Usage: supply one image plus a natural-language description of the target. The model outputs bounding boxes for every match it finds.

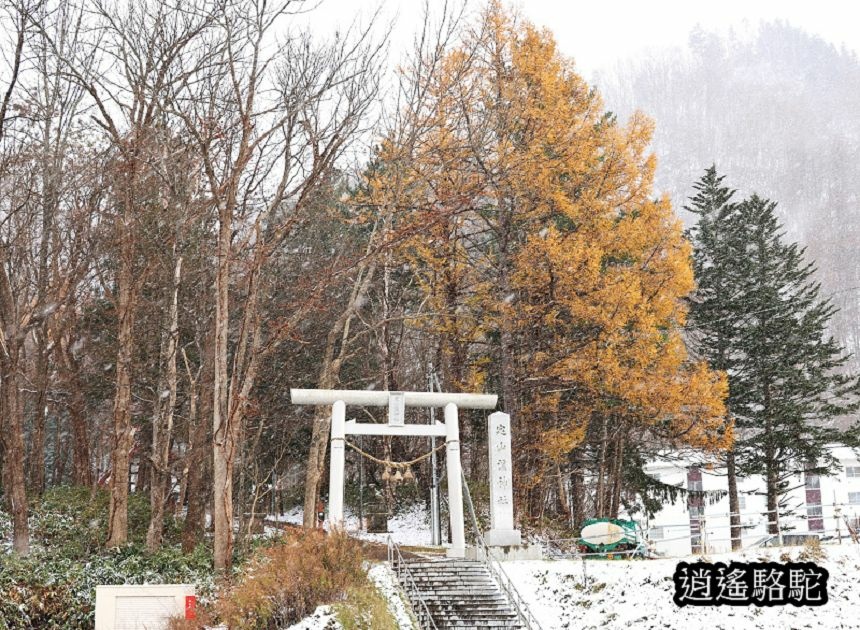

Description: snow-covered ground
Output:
[273,503,860,629]
[505,544,860,630]
[269,503,441,548]
[286,606,341,630]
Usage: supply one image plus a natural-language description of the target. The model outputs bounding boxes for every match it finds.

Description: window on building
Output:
[846,466,860,479]
[650,526,664,540]
[738,495,747,511]
[848,492,860,505]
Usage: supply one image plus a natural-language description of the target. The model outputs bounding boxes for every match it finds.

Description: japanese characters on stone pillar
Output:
[485,411,522,546]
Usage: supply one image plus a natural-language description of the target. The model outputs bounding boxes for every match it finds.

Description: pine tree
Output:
[688,170,860,537]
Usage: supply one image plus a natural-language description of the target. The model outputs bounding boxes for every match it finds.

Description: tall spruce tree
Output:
[733,193,860,532]
[685,166,748,549]
[688,168,860,539]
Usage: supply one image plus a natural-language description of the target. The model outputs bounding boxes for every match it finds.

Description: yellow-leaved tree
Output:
[374,2,730,527]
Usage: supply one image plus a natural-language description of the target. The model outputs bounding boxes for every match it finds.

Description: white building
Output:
[638,445,860,556]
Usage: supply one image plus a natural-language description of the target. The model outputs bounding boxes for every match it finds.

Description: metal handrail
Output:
[460,472,543,630]
[387,536,440,630]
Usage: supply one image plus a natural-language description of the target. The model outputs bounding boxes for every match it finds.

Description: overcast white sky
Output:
[298,0,860,77]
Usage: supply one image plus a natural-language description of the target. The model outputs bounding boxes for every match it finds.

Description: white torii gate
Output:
[290,388,498,558]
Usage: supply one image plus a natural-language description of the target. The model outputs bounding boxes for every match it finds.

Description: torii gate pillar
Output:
[327,400,346,531]
[444,403,466,557]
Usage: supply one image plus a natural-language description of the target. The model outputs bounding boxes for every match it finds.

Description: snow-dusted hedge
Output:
[0,544,216,629]
[0,487,215,630]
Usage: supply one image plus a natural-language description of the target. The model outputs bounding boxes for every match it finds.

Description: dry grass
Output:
[797,537,827,562]
[333,580,399,630]
[169,530,367,629]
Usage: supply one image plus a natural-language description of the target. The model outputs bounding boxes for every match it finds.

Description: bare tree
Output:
[146,250,182,551]
[37,0,218,547]
[298,0,465,529]
[0,0,37,556]
[172,0,384,569]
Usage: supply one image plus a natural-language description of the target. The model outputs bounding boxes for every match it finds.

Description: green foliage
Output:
[0,544,215,630]
[0,488,215,630]
[686,167,860,497]
[31,486,154,558]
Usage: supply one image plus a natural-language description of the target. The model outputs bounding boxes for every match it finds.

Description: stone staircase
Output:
[396,558,523,629]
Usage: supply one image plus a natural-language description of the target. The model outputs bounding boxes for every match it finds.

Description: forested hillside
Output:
[599,22,860,372]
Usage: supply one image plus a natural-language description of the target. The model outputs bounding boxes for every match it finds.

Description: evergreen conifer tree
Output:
[687,168,860,538]
[733,193,860,531]
[686,166,752,548]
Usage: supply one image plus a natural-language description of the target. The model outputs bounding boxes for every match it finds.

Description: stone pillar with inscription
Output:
[485,411,522,547]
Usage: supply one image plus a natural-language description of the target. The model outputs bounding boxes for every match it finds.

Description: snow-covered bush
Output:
[30,486,156,558]
[0,543,215,629]
[0,488,214,629]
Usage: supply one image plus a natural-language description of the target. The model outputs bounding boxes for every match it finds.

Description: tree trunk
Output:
[28,155,57,496]
[182,339,213,552]
[212,200,232,571]
[570,456,585,532]
[497,207,517,421]
[556,462,571,525]
[608,432,625,518]
[106,222,137,548]
[212,217,265,571]
[28,347,49,495]
[302,261,376,529]
[51,414,67,485]
[595,414,609,517]
[147,256,182,551]
[1,354,30,555]
[69,384,91,486]
[0,240,30,554]
[726,449,742,550]
[766,459,779,535]
[58,332,92,487]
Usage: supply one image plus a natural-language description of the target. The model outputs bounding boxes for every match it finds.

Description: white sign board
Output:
[388,391,405,426]
[95,584,195,630]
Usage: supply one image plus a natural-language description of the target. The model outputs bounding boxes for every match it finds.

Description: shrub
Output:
[0,544,216,630]
[0,487,215,629]
[189,530,366,629]
[798,537,827,562]
[31,486,154,559]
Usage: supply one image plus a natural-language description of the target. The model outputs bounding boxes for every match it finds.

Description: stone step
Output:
[424,603,513,611]
[403,560,485,569]
[437,623,521,628]
[418,592,508,601]
[407,570,491,576]
[409,577,496,584]
[404,571,493,582]
[438,625,520,628]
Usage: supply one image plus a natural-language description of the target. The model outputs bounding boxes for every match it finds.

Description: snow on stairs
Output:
[398,558,523,629]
